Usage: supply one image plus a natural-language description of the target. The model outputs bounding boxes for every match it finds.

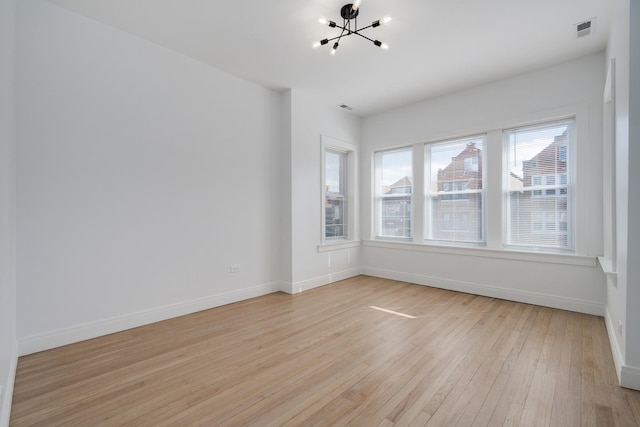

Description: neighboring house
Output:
[433,142,483,242]
[325,184,345,238]
[518,130,569,247]
[381,176,412,238]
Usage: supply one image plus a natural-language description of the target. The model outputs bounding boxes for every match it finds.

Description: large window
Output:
[324,149,347,239]
[503,119,574,251]
[374,148,413,239]
[370,114,581,256]
[425,135,486,244]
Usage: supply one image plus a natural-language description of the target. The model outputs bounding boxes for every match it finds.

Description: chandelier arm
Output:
[330,23,349,33]
[355,23,376,32]
[335,26,347,44]
[354,32,376,43]
[325,34,349,43]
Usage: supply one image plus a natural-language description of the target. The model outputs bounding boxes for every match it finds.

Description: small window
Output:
[324,150,347,239]
[559,145,567,161]
[321,136,356,243]
[464,156,479,173]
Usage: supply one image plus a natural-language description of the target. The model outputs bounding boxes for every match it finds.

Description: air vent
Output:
[339,104,353,110]
[576,18,596,38]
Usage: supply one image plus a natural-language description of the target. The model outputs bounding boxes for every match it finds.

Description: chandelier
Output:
[313,0,392,55]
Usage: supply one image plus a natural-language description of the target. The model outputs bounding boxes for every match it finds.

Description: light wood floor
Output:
[10,276,640,426]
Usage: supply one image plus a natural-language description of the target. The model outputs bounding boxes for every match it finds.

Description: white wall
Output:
[0,0,17,423]
[283,89,361,292]
[360,53,607,315]
[16,0,283,354]
[605,0,640,390]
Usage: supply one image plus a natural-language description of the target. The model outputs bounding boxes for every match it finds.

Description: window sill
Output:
[363,239,596,267]
[597,257,618,286]
[318,240,361,252]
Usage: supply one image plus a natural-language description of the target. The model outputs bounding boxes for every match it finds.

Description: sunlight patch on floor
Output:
[368,306,417,319]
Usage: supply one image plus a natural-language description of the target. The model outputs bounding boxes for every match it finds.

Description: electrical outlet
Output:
[230,264,241,273]
[617,320,623,335]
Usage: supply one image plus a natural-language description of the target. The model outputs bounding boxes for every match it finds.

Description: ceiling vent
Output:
[576,18,596,38]
[339,104,353,110]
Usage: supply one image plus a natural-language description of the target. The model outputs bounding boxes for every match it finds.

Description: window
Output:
[321,136,357,244]
[425,135,486,244]
[503,118,574,251]
[375,148,413,239]
[324,149,347,239]
[531,174,567,197]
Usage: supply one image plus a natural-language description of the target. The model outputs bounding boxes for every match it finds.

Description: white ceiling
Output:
[49,0,612,117]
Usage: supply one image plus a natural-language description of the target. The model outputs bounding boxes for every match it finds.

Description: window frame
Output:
[320,136,358,249]
[367,105,588,259]
[424,134,487,246]
[373,146,414,240]
[324,149,348,240]
[502,117,576,252]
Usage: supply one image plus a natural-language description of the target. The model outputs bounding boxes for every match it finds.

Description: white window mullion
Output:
[485,129,502,250]
[412,143,425,242]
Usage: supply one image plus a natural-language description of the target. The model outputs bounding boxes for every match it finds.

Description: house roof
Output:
[390,176,412,188]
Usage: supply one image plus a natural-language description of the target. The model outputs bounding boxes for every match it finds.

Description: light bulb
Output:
[381,16,392,24]
[330,48,337,56]
[373,40,390,50]
[318,17,328,25]
[313,39,329,49]
[352,0,361,10]
[331,42,339,55]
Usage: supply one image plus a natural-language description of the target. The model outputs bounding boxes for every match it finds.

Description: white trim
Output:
[0,340,17,427]
[363,240,596,267]
[330,268,362,283]
[280,267,363,294]
[318,240,361,252]
[620,365,640,391]
[18,281,284,356]
[602,59,617,272]
[321,135,358,244]
[604,307,640,391]
[604,306,624,384]
[598,256,618,287]
[362,266,604,315]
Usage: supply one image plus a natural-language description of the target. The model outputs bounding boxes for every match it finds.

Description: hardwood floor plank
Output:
[10,276,640,426]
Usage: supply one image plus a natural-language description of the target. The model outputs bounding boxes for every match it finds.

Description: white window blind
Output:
[375,148,413,239]
[503,118,574,251]
[425,135,486,244]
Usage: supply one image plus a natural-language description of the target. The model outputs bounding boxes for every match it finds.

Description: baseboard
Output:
[620,365,640,391]
[330,267,362,283]
[362,266,604,316]
[18,281,283,356]
[604,307,624,383]
[604,307,640,391]
[280,267,363,294]
[0,340,18,427]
